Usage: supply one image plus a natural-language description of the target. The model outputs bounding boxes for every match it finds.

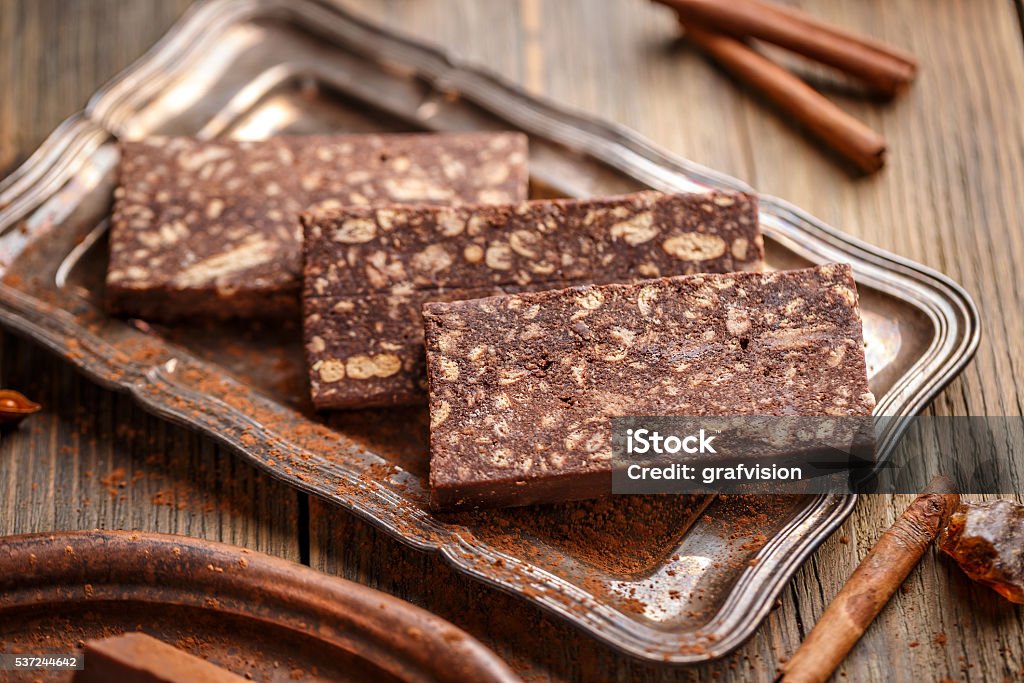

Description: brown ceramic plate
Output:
[0,530,520,682]
[0,0,979,663]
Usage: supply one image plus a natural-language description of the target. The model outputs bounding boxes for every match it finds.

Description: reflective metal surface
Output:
[0,0,979,662]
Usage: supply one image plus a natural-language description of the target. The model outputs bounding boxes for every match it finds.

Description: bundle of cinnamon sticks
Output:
[654,0,918,174]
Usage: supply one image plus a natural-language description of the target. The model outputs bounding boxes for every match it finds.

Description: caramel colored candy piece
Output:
[0,389,41,426]
[940,500,1024,603]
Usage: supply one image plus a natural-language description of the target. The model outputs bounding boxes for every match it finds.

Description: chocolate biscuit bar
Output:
[106,132,528,320]
[303,190,762,409]
[423,264,875,510]
[74,633,247,682]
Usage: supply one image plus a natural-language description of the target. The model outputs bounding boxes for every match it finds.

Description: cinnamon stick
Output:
[779,476,959,683]
[682,25,886,174]
[654,0,917,96]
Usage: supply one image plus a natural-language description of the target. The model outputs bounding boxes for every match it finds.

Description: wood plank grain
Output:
[0,340,301,559]
[0,0,302,560]
[734,3,1024,682]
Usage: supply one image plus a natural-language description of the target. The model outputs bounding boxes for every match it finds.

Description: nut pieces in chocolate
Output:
[424,264,874,509]
[107,132,528,320]
[102,131,873,514]
[301,189,761,408]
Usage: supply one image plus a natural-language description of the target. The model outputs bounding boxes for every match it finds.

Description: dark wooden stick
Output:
[682,24,887,174]
[654,0,917,96]
[779,476,959,683]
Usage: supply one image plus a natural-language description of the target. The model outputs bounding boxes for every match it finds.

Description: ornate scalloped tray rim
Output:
[0,0,980,664]
[0,530,521,683]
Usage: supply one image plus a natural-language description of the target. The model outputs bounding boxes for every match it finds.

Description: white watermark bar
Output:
[612,416,873,495]
[611,416,1024,495]
[0,654,84,670]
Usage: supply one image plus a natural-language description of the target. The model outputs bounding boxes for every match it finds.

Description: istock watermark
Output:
[624,428,718,455]
[610,415,1024,496]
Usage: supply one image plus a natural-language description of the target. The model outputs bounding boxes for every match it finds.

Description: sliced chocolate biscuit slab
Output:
[423,264,874,509]
[303,190,762,408]
[107,132,529,319]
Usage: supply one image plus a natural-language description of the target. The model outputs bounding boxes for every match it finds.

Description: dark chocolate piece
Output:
[423,264,875,509]
[303,190,761,409]
[106,132,529,320]
[74,633,247,683]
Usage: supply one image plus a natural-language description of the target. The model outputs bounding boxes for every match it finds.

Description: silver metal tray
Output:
[0,0,979,663]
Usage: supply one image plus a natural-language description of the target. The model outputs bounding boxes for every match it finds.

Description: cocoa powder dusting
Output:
[100,468,127,498]
[449,495,711,576]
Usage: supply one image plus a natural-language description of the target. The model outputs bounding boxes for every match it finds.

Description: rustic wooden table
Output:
[2,1,1022,681]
